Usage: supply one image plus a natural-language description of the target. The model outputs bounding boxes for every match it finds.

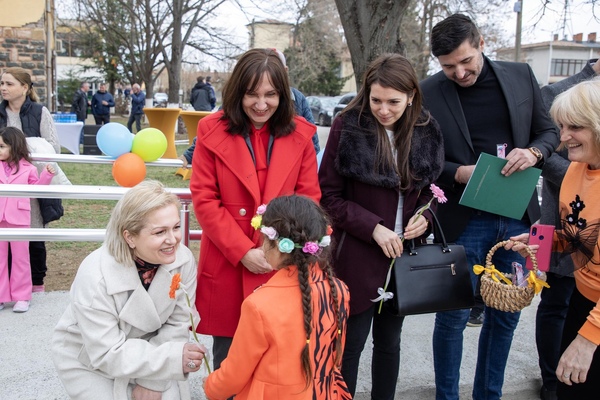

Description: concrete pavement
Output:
[0,290,543,399]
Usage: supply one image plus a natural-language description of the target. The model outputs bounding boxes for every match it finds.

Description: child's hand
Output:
[45,164,56,175]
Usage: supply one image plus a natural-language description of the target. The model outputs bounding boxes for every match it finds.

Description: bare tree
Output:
[333,0,412,87]
[71,0,237,102]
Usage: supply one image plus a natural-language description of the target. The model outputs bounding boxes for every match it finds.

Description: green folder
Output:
[459,153,541,220]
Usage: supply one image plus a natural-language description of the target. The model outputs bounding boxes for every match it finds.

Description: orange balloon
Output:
[112,153,146,187]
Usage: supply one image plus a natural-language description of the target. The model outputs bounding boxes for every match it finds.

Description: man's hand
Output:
[501,148,537,176]
[454,165,475,185]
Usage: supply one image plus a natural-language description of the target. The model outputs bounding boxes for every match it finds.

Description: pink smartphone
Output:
[525,224,555,272]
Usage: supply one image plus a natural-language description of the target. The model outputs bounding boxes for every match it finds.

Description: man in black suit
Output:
[420,14,558,400]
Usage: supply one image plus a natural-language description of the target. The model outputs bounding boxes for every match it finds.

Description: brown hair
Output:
[343,53,429,190]
[0,126,32,173]
[220,48,295,137]
[2,67,39,102]
[261,195,344,390]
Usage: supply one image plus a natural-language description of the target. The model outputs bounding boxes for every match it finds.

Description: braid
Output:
[322,262,343,367]
[297,258,313,389]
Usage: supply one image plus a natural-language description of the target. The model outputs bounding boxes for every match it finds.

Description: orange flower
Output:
[326,225,333,235]
[169,273,181,299]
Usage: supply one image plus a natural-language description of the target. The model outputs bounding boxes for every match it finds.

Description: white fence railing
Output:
[0,154,202,245]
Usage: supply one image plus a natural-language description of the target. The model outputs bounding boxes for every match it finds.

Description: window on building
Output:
[551,59,588,77]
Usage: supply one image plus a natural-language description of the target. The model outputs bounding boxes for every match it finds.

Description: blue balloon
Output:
[96,123,133,158]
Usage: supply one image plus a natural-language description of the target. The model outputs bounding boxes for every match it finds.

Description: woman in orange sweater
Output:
[511,79,600,399]
[203,195,351,399]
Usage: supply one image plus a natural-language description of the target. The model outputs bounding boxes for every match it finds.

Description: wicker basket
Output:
[480,240,538,313]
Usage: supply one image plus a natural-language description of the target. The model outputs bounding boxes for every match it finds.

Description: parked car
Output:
[307,96,339,126]
[153,92,168,107]
[333,92,356,118]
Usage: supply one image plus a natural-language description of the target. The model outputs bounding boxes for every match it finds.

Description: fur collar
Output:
[335,108,444,190]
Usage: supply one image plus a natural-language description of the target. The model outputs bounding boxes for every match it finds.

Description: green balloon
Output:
[131,128,168,162]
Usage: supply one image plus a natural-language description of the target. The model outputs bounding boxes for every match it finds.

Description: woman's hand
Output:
[556,334,598,385]
[505,233,538,259]
[372,224,404,259]
[241,248,273,274]
[403,214,428,241]
[131,385,162,400]
[182,342,207,374]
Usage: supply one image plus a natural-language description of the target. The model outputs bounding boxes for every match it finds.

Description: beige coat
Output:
[51,244,197,400]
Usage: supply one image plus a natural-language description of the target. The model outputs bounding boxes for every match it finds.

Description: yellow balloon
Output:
[131,128,168,162]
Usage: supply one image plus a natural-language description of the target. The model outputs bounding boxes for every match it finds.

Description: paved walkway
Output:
[0,291,542,399]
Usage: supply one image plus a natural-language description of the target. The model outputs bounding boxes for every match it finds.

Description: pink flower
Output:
[302,241,320,255]
[256,204,267,215]
[430,184,447,204]
[260,226,279,240]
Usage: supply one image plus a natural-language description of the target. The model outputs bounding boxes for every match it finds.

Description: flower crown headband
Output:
[251,204,332,255]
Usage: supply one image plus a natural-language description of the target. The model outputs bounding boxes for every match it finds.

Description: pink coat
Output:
[0,159,54,226]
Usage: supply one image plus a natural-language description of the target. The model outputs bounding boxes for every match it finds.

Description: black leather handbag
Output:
[390,211,474,316]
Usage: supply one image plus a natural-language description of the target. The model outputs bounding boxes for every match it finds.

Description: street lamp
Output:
[514,0,523,62]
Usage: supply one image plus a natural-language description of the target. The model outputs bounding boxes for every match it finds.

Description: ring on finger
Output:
[187,360,197,369]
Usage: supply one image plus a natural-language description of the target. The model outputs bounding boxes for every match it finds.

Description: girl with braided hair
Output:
[203,194,351,399]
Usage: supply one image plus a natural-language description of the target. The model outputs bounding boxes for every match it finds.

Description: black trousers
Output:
[93,114,110,125]
[7,241,46,285]
[557,288,600,399]
[212,336,234,400]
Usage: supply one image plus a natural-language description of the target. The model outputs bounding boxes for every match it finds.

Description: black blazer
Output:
[421,57,559,242]
[70,89,88,122]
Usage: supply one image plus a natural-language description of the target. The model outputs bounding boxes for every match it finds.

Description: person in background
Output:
[319,53,444,399]
[534,59,600,400]
[203,195,351,399]
[0,66,61,294]
[272,49,320,154]
[52,180,206,399]
[91,83,115,125]
[127,83,145,133]
[190,48,320,384]
[420,14,558,400]
[205,76,217,110]
[190,76,215,112]
[71,81,90,123]
[0,127,55,313]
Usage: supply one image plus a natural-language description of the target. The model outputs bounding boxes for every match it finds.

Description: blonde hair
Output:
[550,77,600,153]
[105,180,181,265]
[2,67,39,102]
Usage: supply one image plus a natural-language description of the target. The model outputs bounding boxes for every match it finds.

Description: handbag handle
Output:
[406,209,450,255]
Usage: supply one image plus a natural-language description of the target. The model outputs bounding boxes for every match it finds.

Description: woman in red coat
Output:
[190,48,321,373]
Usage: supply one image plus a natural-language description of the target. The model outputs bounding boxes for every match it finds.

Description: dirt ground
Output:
[44,241,201,291]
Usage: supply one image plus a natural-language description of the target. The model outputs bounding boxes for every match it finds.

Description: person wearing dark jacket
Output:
[420,14,559,400]
[205,76,217,109]
[91,83,115,125]
[190,77,215,111]
[127,83,146,133]
[319,54,444,399]
[70,82,90,123]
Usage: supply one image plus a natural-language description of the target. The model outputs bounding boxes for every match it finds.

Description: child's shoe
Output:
[0,303,4,310]
[32,285,45,293]
[13,300,30,313]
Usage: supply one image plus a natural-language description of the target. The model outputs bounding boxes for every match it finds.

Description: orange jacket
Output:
[204,266,351,400]
[190,111,321,337]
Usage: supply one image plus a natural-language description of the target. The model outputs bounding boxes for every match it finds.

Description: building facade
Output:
[0,0,55,107]
[497,33,600,86]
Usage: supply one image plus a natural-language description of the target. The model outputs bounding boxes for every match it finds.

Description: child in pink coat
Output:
[0,127,55,312]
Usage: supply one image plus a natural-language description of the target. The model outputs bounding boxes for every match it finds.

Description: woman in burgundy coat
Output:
[190,49,320,374]
[319,54,444,399]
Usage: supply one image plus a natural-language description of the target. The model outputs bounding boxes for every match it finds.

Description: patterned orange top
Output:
[204,264,351,399]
